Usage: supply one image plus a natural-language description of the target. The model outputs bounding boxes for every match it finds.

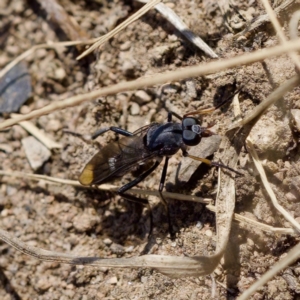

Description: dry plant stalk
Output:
[37,0,89,42]
[11,114,62,150]
[0,170,294,234]
[229,75,300,129]
[246,138,300,232]
[1,38,300,130]
[136,0,218,58]
[1,1,300,285]
[0,171,211,204]
[260,0,300,70]
[76,0,161,60]
[238,242,300,300]
[235,0,296,37]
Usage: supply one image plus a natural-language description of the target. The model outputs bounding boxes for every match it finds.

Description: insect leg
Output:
[168,111,183,121]
[92,127,133,139]
[182,151,242,176]
[118,160,162,237]
[158,157,175,238]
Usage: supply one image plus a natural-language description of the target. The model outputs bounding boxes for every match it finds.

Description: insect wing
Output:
[79,135,155,185]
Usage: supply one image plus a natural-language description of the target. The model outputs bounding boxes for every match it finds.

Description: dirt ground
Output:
[1,0,300,299]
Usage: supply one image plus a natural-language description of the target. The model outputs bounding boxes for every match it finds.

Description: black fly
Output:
[79,94,240,237]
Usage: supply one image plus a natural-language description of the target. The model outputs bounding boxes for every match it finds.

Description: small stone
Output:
[156,237,162,245]
[185,80,197,98]
[72,209,100,232]
[286,192,297,202]
[120,41,131,51]
[106,276,118,285]
[248,114,292,159]
[110,243,125,255]
[125,245,134,253]
[291,109,300,132]
[22,136,51,170]
[103,238,112,245]
[196,221,203,229]
[36,277,52,292]
[54,68,66,80]
[0,143,13,153]
[273,172,284,181]
[130,102,140,115]
[46,119,61,132]
[205,229,213,237]
[134,90,152,104]
[141,276,148,283]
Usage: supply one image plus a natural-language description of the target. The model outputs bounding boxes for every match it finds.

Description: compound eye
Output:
[183,130,201,146]
[182,117,199,127]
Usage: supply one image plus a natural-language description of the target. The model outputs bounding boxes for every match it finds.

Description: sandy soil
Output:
[0,0,300,299]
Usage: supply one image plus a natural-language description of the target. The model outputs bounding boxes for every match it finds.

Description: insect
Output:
[79,93,240,237]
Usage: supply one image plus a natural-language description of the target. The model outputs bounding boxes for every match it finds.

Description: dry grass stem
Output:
[11,114,62,149]
[0,227,225,277]
[235,0,295,37]
[260,0,300,70]
[0,171,211,204]
[1,170,292,234]
[246,138,300,232]
[238,242,300,300]
[0,41,85,81]
[289,10,300,40]
[76,0,161,60]
[136,0,218,58]
[2,38,300,131]
[230,75,300,129]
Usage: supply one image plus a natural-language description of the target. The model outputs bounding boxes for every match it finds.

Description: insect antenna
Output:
[183,86,243,117]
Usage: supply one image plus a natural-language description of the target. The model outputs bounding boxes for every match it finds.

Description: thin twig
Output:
[76,0,161,60]
[260,0,300,70]
[136,0,218,58]
[11,114,62,149]
[0,170,293,234]
[229,75,300,129]
[246,138,300,232]
[238,242,300,300]
[0,171,211,204]
[0,41,84,81]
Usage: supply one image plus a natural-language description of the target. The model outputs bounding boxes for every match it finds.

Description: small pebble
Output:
[130,102,140,115]
[22,136,51,170]
[106,276,118,285]
[286,192,297,202]
[72,210,100,232]
[103,238,112,245]
[54,68,66,80]
[291,109,300,132]
[120,41,131,51]
[205,229,213,237]
[196,221,203,229]
[134,90,152,103]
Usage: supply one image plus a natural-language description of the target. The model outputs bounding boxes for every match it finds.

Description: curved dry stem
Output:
[0,41,84,81]
[229,75,300,129]
[246,138,300,232]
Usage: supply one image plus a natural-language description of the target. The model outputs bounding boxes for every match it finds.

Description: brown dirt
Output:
[0,0,300,299]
